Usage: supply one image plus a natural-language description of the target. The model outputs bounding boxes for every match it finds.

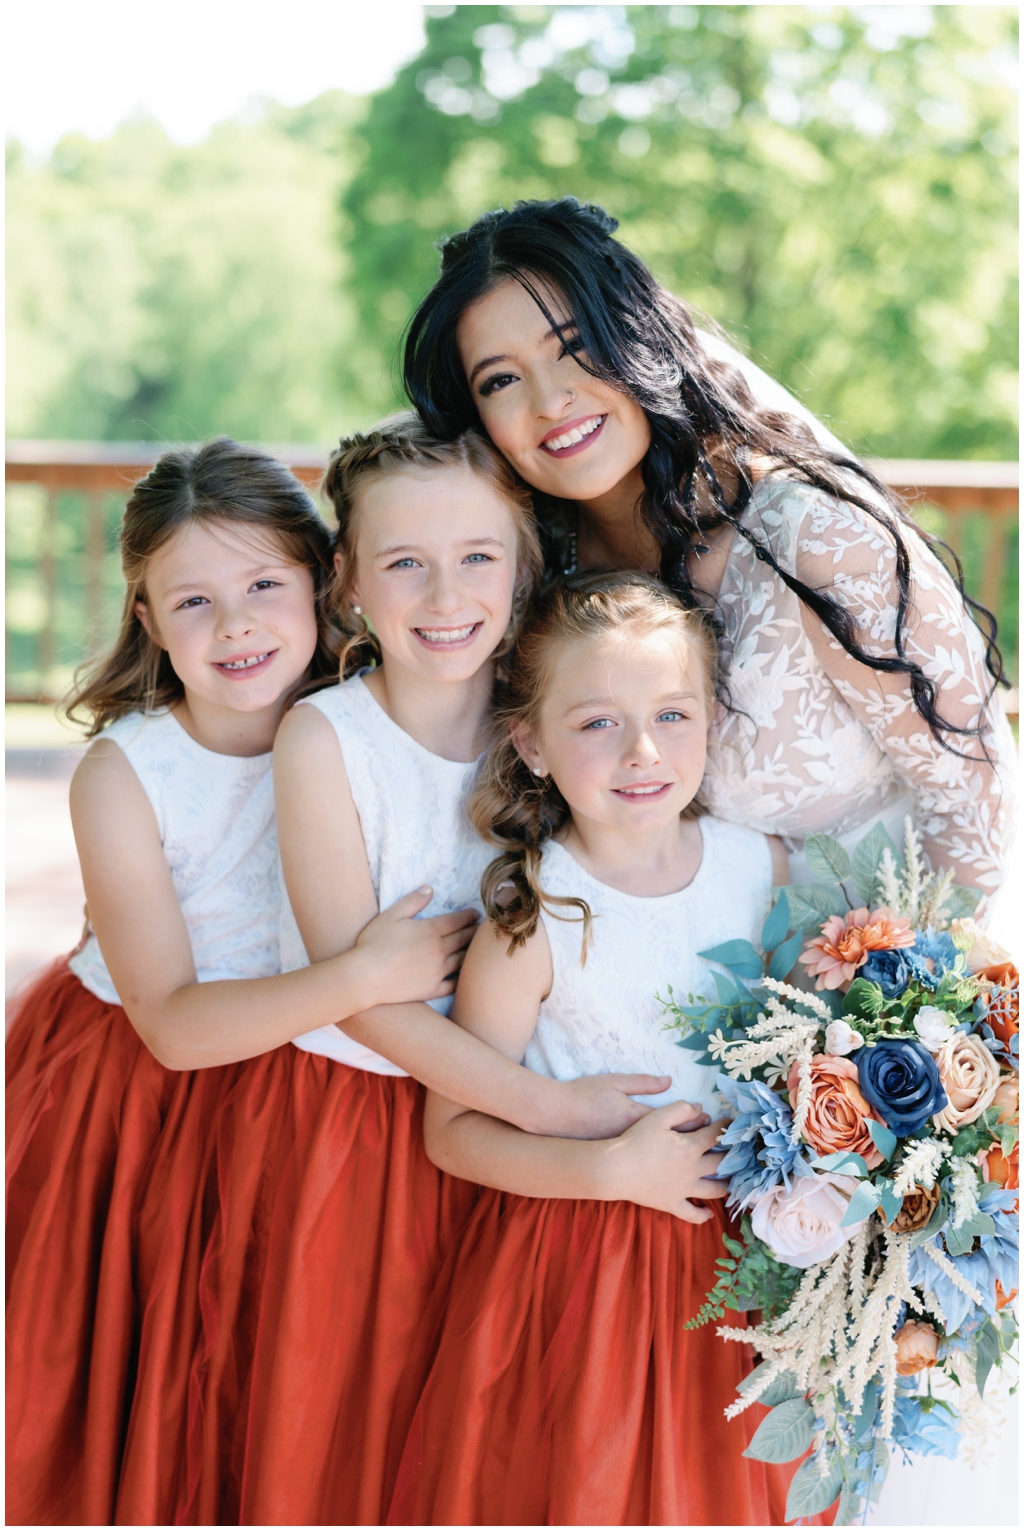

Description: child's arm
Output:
[768,834,790,887]
[424,918,729,1222]
[70,739,473,1070]
[274,705,668,1139]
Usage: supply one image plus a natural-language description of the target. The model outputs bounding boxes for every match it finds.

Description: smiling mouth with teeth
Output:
[413,623,482,646]
[217,652,272,671]
[612,783,671,799]
[541,415,607,454]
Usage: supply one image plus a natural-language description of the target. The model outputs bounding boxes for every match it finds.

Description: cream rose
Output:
[894,1320,940,1376]
[931,1032,1001,1133]
[750,1172,864,1269]
[824,1020,865,1057]
[949,919,1011,974]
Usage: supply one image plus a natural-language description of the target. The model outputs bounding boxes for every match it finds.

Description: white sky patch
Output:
[5,0,427,154]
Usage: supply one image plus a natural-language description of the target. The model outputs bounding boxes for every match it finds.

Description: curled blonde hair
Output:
[322,412,543,678]
[470,570,719,953]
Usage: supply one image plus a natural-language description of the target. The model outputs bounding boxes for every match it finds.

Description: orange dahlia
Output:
[799,907,915,991]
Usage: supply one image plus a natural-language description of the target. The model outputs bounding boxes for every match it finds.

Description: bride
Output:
[398,196,1018,1526]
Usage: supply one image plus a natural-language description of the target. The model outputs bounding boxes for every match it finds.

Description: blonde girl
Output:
[6,438,478,1525]
[387,572,808,1527]
[181,419,668,1526]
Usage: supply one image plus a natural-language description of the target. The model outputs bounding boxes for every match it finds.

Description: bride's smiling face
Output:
[457,277,651,505]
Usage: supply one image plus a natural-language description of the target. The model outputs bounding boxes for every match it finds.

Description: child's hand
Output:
[544,1072,672,1139]
[352,887,479,1007]
[600,1100,729,1223]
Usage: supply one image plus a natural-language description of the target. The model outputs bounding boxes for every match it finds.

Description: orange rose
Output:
[995,1281,1018,1311]
[980,1142,1019,1212]
[883,1183,941,1234]
[977,961,1019,1048]
[788,1055,885,1168]
[894,1320,940,1376]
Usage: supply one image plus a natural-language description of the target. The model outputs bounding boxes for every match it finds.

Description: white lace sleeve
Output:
[789,489,1016,907]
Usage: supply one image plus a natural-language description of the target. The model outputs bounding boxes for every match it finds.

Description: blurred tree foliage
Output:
[343,3,1018,458]
[6,94,364,443]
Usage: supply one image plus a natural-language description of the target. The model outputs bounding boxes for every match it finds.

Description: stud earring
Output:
[352,605,362,615]
[532,767,545,777]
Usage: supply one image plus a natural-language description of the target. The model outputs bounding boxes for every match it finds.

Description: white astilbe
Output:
[706,988,820,1089]
[892,1138,947,1196]
[950,1156,981,1230]
[878,817,957,929]
[836,1232,916,1435]
[919,867,956,929]
[922,1242,985,1307]
[759,976,835,1023]
[878,847,903,914]
[902,818,925,925]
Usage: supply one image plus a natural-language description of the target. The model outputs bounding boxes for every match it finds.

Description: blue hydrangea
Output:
[906,930,960,991]
[908,1190,1019,1334]
[892,1381,962,1462]
[715,1076,813,1210]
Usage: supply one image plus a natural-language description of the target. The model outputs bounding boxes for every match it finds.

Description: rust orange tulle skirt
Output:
[386,1189,814,1528]
[7,959,478,1527]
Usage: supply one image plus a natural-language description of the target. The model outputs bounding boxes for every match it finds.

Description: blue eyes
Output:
[584,718,615,730]
[582,711,689,731]
[658,711,686,723]
[386,554,494,570]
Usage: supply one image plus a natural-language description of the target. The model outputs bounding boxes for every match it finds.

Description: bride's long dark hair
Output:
[403,197,1006,754]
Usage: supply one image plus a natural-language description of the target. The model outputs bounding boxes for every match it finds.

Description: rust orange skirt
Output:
[387,1189,812,1527]
[7,960,478,1526]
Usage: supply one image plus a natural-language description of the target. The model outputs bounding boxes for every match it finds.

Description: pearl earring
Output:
[352,605,362,615]
[532,767,545,777]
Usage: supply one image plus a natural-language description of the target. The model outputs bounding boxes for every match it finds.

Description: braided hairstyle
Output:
[470,570,719,956]
[404,198,1006,758]
[322,411,543,677]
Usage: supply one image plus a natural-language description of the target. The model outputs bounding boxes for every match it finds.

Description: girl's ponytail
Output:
[472,734,591,953]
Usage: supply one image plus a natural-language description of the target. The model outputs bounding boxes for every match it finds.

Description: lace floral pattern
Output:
[703,477,1016,908]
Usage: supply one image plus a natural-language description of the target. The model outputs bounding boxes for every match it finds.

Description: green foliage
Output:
[785,1449,846,1520]
[743,1396,815,1463]
[342,4,1018,461]
[7,96,366,443]
[685,1218,804,1329]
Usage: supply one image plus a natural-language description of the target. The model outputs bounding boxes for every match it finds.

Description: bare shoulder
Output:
[766,834,789,886]
[70,736,149,825]
[454,913,554,1036]
[274,696,342,763]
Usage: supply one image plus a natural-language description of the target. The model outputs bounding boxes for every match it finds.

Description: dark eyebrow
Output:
[163,563,289,597]
[467,321,576,386]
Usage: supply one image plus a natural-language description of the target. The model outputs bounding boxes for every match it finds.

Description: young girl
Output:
[387,571,801,1528]
[175,419,669,1526]
[6,438,485,1525]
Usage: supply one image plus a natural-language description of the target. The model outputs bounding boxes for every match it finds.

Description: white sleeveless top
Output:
[524,818,772,1114]
[284,673,492,1074]
[69,710,280,1005]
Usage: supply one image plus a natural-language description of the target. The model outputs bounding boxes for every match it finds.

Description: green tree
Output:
[7,93,365,444]
[342,3,1018,459]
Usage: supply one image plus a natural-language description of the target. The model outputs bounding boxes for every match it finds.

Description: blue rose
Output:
[855,1039,948,1137]
[861,948,911,998]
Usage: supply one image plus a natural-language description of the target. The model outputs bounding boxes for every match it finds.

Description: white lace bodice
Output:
[69,710,280,1005]
[524,819,773,1113]
[702,476,1016,904]
[284,673,493,1074]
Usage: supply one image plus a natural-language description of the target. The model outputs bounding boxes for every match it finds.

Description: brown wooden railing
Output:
[5,440,1019,703]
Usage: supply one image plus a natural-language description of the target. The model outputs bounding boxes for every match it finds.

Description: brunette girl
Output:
[388,572,806,1526]
[403,197,1015,904]
[180,419,669,1525]
[6,438,480,1524]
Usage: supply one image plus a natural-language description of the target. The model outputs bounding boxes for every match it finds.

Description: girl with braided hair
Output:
[183,415,672,1525]
[387,571,800,1526]
[404,197,1015,910]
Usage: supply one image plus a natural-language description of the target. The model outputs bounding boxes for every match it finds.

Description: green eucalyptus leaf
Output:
[805,834,853,885]
[834,1487,863,1526]
[761,888,792,954]
[809,1150,869,1177]
[850,821,902,906]
[698,939,764,979]
[867,1118,897,1162]
[974,1320,1001,1398]
[742,1397,815,1463]
[785,1451,845,1520]
[852,1377,879,1441]
[877,1177,903,1223]
[942,884,984,920]
[769,930,805,980]
[840,1180,882,1226]
[737,1362,801,1407]
[712,970,747,1007]
[785,884,849,934]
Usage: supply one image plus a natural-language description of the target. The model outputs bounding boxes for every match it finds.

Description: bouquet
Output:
[663,820,1018,1525]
